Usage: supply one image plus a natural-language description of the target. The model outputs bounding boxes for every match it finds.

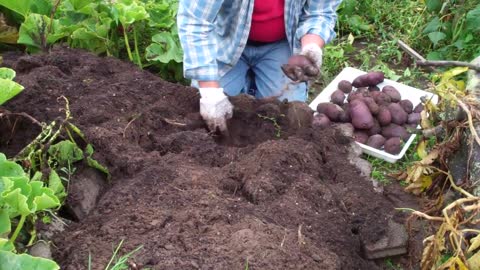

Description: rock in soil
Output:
[0,47,419,269]
[28,241,53,260]
[362,219,409,260]
[66,166,106,221]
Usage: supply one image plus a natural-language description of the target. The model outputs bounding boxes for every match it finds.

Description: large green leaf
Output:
[0,68,15,80]
[146,32,183,63]
[48,171,65,200]
[29,181,60,212]
[0,154,25,178]
[48,140,84,166]
[61,0,92,12]
[423,17,442,34]
[0,210,10,235]
[466,4,480,32]
[29,0,53,15]
[0,79,24,106]
[18,13,68,52]
[2,177,60,217]
[113,0,149,26]
[2,176,31,216]
[426,0,442,13]
[0,239,14,252]
[0,0,33,16]
[70,16,113,54]
[0,250,60,270]
[146,1,175,28]
[428,31,446,46]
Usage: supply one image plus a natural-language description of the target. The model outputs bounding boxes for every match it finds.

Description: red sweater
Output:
[249,0,286,42]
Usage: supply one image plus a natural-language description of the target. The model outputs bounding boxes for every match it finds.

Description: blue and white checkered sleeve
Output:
[296,0,343,45]
[177,0,223,81]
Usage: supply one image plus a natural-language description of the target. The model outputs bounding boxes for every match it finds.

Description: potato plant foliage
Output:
[0,0,184,82]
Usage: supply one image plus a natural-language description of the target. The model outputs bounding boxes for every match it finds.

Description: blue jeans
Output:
[193,39,308,102]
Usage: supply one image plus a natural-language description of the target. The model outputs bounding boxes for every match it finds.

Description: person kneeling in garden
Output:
[177,0,343,132]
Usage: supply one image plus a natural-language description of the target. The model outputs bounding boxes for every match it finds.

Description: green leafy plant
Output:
[422,1,480,61]
[0,0,185,82]
[0,67,24,105]
[0,251,59,270]
[14,97,111,187]
[0,153,60,269]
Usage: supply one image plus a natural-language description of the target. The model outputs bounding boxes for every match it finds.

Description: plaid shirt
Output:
[177,0,342,82]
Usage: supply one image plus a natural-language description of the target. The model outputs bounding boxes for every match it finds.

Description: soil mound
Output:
[2,47,402,269]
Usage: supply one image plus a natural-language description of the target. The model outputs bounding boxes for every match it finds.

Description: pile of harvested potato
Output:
[312,71,424,155]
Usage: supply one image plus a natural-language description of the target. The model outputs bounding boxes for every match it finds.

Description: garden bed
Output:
[1,47,422,269]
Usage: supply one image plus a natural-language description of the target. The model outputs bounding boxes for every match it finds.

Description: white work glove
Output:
[199,88,233,133]
[281,43,323,82]
[300,43,323,71]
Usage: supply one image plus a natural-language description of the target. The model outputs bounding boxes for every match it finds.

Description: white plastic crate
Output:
[309,67,439,163]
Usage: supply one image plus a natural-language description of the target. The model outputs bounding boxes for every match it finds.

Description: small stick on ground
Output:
[280,229,287,248]
[396,208,445,222]
[455,98,480,147]
[123,114,141,138]
[162,118,187,127]
[393,37,480,72]
[0,111,44,127]
[297,224,306,245]
[416,60,480,72]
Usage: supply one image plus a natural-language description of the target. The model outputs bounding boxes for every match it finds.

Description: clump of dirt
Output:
[1,47,409,269]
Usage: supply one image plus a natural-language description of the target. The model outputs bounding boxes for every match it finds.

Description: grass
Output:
[365,135,423,185]
[384,258,404,270]
[88,239,144,270]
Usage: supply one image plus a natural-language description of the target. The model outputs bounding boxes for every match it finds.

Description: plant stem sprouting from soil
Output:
[257,114,282,138]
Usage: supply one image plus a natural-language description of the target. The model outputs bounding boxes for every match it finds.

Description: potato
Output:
[381,124,410,140]
[377,106,392,126]
[413,103,424,113]
[384,137,402,155]
[373,92,392,105]
[354,130,369,144]
[399,100,413,113]
[352,71,385,88]
[407,113,421,125]
[317,102,344,122]
[387,103,408,125]
[338,80,353,93]
[349,99,374,129]
[330,90,346,105]
[367,134,386,149]
[317,102,335,114]
[382,85,401,102]
[347,91,364,102]
[363,97,380,115]
[312,113,331,128]
[367,119,381,136]
[282,55,319,81]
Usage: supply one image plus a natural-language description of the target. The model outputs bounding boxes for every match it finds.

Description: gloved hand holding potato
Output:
[281,43,323,83]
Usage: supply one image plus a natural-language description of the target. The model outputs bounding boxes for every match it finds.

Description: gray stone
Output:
[67,167,106,221]
[351,158,372,178]
[447,137,469,185]
[29,241,52,260]
[363,220,409,260]
[37,217,69,240]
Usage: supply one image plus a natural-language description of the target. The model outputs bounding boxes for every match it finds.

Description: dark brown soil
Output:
[1,47,416,269]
